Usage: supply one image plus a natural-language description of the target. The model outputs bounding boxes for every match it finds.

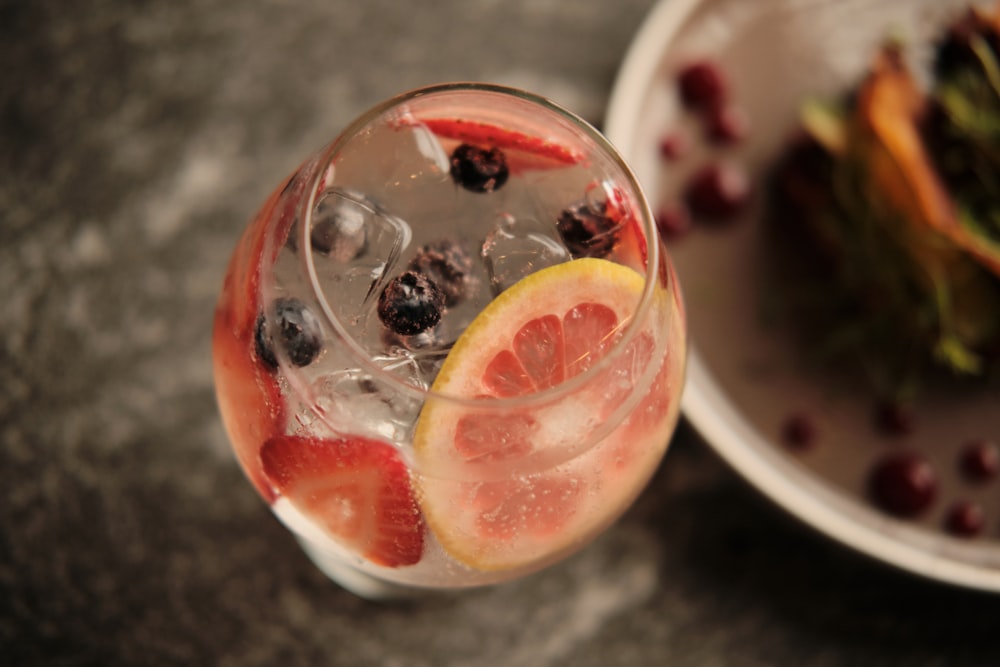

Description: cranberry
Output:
[867,452,938,518]
[959,438,999,482]
[657,131,688,161]
[781,412,817,450]
[873,400,914,436]
[654,203,692,240]
[683,161,751,222]
[677,60,728,110]
[944,500,985,538]
[450,144,509,193]
[377,271,445,336]
[706,104,749,145]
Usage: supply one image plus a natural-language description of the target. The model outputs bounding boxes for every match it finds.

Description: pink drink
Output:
[212,84,686,596]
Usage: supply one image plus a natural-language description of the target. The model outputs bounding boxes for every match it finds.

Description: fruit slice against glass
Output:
[413,258,683,572]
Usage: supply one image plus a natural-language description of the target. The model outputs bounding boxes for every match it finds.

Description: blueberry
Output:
[407,239,472,306]
[254,298,323,369]
[449,144,509,193]
[378,271,445,336]
[556,201,620,258]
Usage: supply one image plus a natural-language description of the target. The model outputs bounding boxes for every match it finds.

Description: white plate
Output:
[606,0,1000,591]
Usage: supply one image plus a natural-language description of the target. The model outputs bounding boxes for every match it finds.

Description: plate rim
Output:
[605,0,1000,593]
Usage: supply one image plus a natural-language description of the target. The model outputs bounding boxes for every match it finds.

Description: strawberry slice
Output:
[213,313,285,502]
[213,182,294,502]
[420,118,582,163]
[601,183,649,269]
[398,117,585,173]
[260,434,425,568]
[212,169,309,500]
[222,174,298,338]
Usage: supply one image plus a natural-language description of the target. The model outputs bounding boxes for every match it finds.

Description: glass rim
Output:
[300,81,666,410]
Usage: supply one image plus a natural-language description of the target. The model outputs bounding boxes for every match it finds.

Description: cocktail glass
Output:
[212,83,686,598]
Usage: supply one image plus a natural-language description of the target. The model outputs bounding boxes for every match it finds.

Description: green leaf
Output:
[934,335,982,374]
[801,99,847,154]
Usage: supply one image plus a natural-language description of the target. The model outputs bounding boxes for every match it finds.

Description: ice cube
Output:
[376,331,454,387]
[481,213,570,295]
[309,189,412,343]
[310,188,370,262]
[311,368,422,442]
[373,350,429,391]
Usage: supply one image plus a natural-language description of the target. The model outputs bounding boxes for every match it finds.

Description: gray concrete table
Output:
[3,1,1000,665]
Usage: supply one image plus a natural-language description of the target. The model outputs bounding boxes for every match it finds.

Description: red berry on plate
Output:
[654,203,692,240]
[959,438,999,482]
[873,400,914,437]
[677,60,728,110]
[657,131,688,161]
[683,161,751,222]
[261,434,425,568]
[705,104,749,145]
[867,452,938,519]
[781,412,817,450]
[944,500,985,538]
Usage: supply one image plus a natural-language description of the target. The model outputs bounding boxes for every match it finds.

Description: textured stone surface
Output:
[4,0,1000,665]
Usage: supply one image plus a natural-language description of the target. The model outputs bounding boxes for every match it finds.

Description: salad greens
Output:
[768,6,1000,397]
